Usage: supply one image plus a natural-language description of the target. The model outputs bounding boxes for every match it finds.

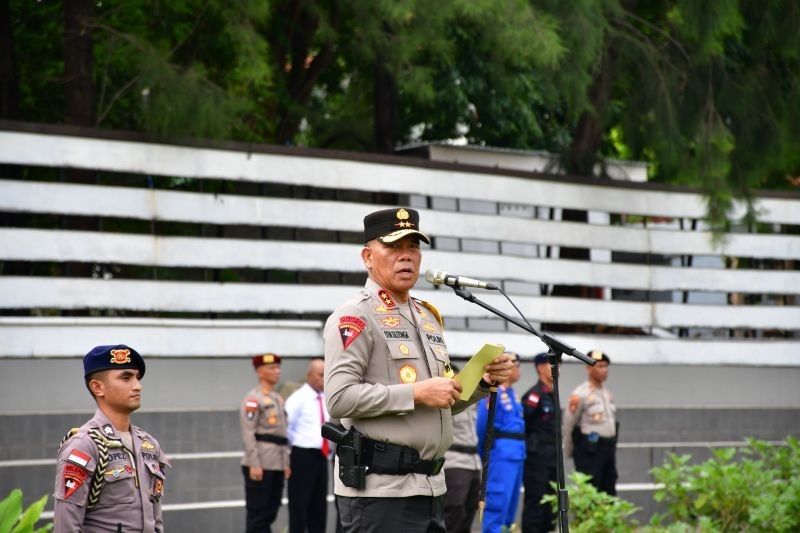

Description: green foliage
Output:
[541,471,640,532]
[0,490,52,533]
[650,437,800,532]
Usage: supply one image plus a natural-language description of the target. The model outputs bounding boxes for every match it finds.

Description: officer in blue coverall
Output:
[477,352,524,533]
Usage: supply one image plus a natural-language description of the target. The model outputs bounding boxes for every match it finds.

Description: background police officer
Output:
[443,400,481,533]
[476,351,524,533]
[240,353,291,533]
[521,353,559,533]
[324,207,513,532]
[53,344,168,533]
[563,350,618,495]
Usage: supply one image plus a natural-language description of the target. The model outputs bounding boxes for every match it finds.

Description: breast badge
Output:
[381,317,401,328]
[422,321,438,333]
[399,344,410,355]
[399,364,417,384]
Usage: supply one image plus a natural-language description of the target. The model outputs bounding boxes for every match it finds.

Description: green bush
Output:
[542,471,640,533]
[650,437,800,532]
[0,490,52,533]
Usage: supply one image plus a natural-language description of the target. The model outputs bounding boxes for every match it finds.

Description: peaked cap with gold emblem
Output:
[252,353,282,368]
[83,344,146,379]
[363,207,431,245]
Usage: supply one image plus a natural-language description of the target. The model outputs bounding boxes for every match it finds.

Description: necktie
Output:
[318,393,330,457]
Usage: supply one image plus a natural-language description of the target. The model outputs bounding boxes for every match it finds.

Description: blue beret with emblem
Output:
[83,344,145,379]
[533,352,550,366]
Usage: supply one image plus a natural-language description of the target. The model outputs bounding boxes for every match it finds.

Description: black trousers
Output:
[288,446,328,533]
[522,449,557,533]
[336,494,445,533]
[242,466,284,533]
[573,441,618,496]
[443,468,481,533]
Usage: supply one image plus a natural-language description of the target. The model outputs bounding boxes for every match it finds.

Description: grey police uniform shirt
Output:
[562,380,617,457]
[53,408,169,533]
[240,386,290,471]
[324,278,488,498]
[444,402,481,471]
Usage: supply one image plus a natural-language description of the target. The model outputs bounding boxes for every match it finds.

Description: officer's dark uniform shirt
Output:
[522,381,557,453]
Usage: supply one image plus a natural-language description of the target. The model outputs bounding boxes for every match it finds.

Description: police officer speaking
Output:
[53,344,169,533]
[563,350,618,495]
[323,207,514,532]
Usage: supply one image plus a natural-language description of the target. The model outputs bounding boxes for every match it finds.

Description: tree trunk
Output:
[271,0,340,145]
[567,42,616,176]
[373,57,396,153]
[64,0,94,127]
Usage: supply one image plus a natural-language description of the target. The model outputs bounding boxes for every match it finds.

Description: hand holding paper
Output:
[454,343,505,400]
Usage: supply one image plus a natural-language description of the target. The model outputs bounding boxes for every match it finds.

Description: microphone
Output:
[424,269,499,290]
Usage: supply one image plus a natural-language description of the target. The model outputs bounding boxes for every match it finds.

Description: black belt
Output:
[255,433,288,445]
[448,444,477,455]
[579,433,616,447]
[495,431,525,440]
[357,436,445,476]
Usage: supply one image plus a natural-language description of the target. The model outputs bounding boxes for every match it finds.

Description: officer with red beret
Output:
[240,353,291,532]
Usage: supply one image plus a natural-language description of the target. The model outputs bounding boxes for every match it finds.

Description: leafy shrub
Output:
[650,437,800,532]
[542,471,640,533]
[0,490,52,533]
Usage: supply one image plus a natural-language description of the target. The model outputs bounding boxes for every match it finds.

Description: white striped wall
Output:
[0,128,798,366]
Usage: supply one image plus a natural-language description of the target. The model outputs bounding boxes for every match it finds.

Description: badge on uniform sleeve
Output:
[399,365,417,384]
[339,316,366,349]
[67,449,91,468]
[526,392,540,408]
[245,398,259,420]
[63,463,89,499]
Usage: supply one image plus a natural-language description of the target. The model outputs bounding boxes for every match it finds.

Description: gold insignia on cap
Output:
[590,350,604,361]
[263,355,275,364]
[399,344,410,355]
[109,349,131,365]
[399,364,417,384]
[396,209,409,220]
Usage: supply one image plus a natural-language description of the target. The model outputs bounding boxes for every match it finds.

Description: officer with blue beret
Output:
[53,344,169,533]
[521,352,560,532]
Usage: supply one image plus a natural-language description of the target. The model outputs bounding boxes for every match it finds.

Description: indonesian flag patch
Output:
[67,449,91,468]
[339,316,366,349]
[63,463,89,499]
[526,392,541,408]
[245,398,258,420]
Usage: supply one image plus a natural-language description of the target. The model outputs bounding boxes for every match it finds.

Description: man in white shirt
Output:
[285,358,330,533]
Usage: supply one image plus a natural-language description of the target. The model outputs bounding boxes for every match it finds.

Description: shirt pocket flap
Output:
[145,461,166,479]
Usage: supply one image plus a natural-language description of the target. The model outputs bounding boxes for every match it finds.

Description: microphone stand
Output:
[451,286,595,533]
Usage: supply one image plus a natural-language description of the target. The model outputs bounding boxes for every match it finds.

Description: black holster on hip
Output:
[323,422,367,489]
